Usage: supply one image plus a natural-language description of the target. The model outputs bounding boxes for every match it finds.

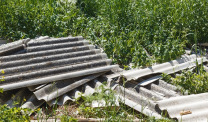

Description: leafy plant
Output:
[0,104,32,122]
[162,69,208,94]
[60,115,77,122]
[78,85,127,121]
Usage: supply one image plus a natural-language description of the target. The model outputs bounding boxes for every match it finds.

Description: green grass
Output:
[0,0,207,67]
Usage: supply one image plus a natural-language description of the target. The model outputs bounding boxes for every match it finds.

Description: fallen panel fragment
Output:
[157,92,208,122]
[117,54,207,82]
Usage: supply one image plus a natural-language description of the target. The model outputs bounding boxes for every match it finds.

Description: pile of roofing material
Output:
[1,36,208,121]
[106,54,208,121]
[0,36,119,109]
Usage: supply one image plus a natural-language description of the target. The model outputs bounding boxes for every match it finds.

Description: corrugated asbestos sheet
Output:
[0,36,119,109]
[107,54,208,120]
[1,36,208,122]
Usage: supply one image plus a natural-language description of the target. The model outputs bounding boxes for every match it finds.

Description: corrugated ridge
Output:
[27,36,83,46]
[27,40,89,52]
[0,45,95,62]
[1,59,112,84]
[1,53,107,76]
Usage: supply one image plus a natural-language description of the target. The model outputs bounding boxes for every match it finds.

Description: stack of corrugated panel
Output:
[0,36,119,109]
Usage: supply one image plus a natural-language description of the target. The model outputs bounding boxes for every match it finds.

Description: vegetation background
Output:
[0,0,207,68]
